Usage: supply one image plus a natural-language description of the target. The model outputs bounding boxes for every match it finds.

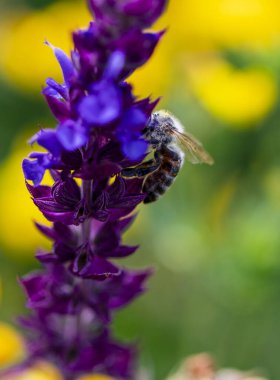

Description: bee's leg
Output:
[121,159,160,178]
[135,163,160,177]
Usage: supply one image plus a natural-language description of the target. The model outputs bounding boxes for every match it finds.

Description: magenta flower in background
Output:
[19,0,168,378]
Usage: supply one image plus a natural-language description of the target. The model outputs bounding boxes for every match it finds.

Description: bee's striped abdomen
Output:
[143,145,184,204]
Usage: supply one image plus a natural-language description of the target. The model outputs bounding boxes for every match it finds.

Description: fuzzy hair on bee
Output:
[121,110,214,204]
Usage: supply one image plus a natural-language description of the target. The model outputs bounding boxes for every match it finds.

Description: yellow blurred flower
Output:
[167,0,280,50]
[3,361,62,380]
[0,0,90,93]
[184,54,277,125]
[0,322,25,368]
[0,136,51,256]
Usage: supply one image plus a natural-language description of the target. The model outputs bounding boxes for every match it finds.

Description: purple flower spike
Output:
[20,0,168,378]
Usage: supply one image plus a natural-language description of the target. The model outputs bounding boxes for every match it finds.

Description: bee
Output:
[121,110,214,204]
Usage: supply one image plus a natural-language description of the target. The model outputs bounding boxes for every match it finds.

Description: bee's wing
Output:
[173,129,214,165]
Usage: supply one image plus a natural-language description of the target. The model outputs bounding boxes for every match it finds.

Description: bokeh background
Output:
[1,0,280,379]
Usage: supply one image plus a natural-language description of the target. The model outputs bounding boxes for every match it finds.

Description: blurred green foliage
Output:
[1,0,280,379]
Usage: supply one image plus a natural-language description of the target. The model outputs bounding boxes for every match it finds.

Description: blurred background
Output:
[1,0,280,379]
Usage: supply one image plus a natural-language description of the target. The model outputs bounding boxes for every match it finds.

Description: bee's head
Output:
[144,110,175,147]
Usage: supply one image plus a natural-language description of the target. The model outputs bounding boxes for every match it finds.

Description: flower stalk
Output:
[81,179,93,241]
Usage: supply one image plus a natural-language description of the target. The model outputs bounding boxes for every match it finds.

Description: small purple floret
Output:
[79,81,121,125]
[57,120,88,151]
[45,41,75,87]
[29,129,62,157]
[22,159,46,187]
